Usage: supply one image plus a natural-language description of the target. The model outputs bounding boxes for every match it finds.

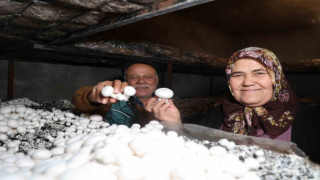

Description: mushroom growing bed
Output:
[0,98,319,180]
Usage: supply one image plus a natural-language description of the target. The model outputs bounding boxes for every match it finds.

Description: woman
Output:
[220,47,298,140]
[148,47,320,164]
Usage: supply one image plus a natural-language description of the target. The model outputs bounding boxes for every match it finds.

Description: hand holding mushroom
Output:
[101,85,136,101]
[88,80,133,104]
[146,88,181,123]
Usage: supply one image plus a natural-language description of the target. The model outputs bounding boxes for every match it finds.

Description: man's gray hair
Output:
[122,62,159,82]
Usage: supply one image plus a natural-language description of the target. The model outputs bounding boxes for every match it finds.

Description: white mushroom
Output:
[221,154,249,178]
[209,146,227,156]
[244,158,260,170]
[17,126,27,134]
[218,138,230,147]
[7,119,19,128]
[0,98,317,180]
[101,86,114,97]
[89,114,103,122]
[31,149,52,161]
[51,147,65,156]
[101,86,136,101]
[254,149,265,157]
[155,88,174,103]
[79,117,90,124]
[0,134,8,141]
[0,120,7,126]
[15,157,36,168]
[110,93,119,99]
[116,94,127,101]
[65,112,75,118]
[65,140,83,154]
[15,106,27,113]
[0,106,12,114]
[0,125,10,133]
[123,86,136,99]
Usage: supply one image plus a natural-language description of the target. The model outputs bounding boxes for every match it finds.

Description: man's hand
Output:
[145,97,181,122]
[88,80,128,105]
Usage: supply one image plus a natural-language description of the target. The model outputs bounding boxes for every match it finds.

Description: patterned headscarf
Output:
[221,47,299,139]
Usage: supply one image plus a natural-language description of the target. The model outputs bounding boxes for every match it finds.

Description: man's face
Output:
[126,63,158,100]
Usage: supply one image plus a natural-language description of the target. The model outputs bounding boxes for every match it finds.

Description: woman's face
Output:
[229,58,273,107]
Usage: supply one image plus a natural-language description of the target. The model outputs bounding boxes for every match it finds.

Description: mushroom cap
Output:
[155,88,174,99]
[101,86,114,97]
[124,86,136,96]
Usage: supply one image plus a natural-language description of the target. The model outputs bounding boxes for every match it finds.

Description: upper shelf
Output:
[1,40,319,75]
[0,40,227,75]
[0,0,214,45]
[1,0,320,74]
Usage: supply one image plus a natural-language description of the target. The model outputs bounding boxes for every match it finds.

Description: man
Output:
[72,62,180,127]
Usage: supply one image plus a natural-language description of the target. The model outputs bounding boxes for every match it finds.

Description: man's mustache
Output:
[134,84,150,88]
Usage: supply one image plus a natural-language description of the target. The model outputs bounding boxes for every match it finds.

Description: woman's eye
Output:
[255,72,266,76]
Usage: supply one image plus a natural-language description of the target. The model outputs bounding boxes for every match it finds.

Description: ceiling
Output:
[1,0,320,73]
[178,0,320,35]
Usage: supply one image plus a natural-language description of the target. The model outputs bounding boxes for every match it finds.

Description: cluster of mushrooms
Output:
[0,88,319,180]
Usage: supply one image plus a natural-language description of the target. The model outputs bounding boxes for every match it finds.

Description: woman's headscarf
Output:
[221,47,299,139]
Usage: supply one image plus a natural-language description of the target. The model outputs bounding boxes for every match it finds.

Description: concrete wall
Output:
[1,24,319,102]
[94,13,234,59]
[0,60,228,101]
[0,61,122,101]
[230,27,320,98]
[0,60,319,102]
[233,27,320,62]
[0,60,8,100]
[172,73,227,98]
